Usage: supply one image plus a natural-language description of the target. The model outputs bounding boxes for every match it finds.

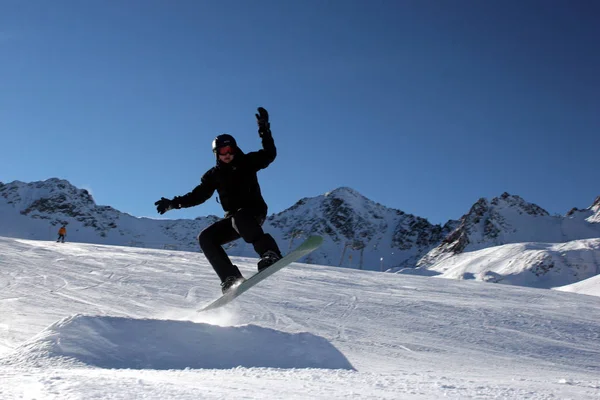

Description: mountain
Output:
[0,179,452,270]
[264,186,455,269]
[1,179,599,285]
[566,195,600,224]
[0,178,219,251]
[417,192,600,268]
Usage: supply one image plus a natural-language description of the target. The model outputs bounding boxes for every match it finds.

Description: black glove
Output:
[255,107,271,137]
[155,197,179,215]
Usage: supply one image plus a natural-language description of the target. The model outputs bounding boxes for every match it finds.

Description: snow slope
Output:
[401,238,600,290]
[0,236,599,399]
[556,274,600,297]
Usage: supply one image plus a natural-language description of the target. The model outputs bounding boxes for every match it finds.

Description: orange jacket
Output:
[58,227,66,235]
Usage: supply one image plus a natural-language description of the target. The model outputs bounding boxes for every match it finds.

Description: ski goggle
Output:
[217,146,235,156]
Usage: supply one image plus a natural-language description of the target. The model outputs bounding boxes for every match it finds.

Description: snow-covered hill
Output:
[1,237,599,399]
[557,273,600,297]
[399,238,600,291]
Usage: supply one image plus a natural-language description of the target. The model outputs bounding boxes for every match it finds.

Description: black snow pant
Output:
[57,234,65,243]
[198,208,281,283]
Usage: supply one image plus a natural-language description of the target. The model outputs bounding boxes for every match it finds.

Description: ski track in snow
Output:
[0,236,599,399]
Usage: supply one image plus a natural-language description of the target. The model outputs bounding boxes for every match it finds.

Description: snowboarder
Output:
[57,225,66,243]
[155,107,283,294]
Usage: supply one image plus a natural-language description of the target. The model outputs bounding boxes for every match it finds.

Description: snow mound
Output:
[555,274,600,297]
[3,315,354,370]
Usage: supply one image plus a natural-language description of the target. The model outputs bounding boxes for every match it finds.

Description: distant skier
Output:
[57,225,66,243]
[155,107,283,294]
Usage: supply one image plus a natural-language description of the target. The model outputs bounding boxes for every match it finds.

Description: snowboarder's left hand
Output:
[155,197,177,214]
[255,107,270,137]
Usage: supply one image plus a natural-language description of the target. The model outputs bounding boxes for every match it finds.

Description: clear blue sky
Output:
[1,0,598,225]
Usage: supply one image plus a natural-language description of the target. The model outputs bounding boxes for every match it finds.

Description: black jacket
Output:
[174,133,276,217]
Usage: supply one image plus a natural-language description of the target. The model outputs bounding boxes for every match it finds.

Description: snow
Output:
[1,236,599,399]
[9,315,351,370]
[0,179,445,271]
[460,197,599,251]
[586,196,600,224]
[556,274,600,297]
[405,238,600,290]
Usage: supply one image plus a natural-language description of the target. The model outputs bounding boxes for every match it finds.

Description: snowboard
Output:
[198,235,323,312]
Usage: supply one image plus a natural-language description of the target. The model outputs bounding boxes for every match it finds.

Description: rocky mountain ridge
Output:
[1,179,598,273]
[418,192,600,268]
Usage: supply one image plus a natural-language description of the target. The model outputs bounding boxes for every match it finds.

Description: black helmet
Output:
[212,134,237,153]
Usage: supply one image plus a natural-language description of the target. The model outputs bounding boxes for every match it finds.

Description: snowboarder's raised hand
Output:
[155,197,178,215]
[255,107,271,137]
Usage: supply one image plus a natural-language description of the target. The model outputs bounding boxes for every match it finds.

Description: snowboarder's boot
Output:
[257,250,282,272]
[220,275,245,295]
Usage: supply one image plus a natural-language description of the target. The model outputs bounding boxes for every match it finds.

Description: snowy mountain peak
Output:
[2,179,599,275]
[0,178,124,236]
[323,187,375,209]
[586,195,600,223]
[0,178,96,213]
[592,196,600,211]
[325,186,362,198]
[490,192,549,217]
[418,192,600,267]
[459,192,550,240]
[565,195,600,224]
[266,186,451,269]
[1,179,447,270]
